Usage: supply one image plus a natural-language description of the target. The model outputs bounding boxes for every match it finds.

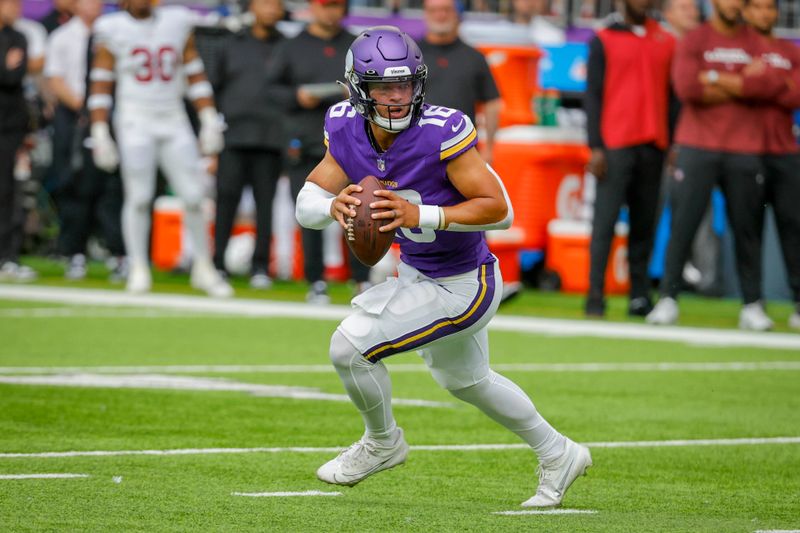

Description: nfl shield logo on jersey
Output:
[377,158,385,172]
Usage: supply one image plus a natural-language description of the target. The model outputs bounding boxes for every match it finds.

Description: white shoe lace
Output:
[338,439,379,471]
[534,462,557,496]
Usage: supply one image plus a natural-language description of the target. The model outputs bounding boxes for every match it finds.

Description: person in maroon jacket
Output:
[744,0,800,330]
[646,0,787,330]
[583,0,676,318]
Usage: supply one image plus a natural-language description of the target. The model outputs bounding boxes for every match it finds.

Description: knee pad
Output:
[329,329,366,371]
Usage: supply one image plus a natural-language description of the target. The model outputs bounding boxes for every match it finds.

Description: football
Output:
[345,175,395,267]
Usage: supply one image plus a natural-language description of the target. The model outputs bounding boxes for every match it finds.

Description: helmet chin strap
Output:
[370,103,413,133]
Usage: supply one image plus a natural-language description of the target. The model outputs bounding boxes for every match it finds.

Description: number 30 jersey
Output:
[324,102,492,278]
[94,6,197,114]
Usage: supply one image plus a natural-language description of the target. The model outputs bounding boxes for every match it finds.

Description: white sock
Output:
[449,370,566,463]
[122,201,151,267]
[183,204,212,263]
[329,330,397,442]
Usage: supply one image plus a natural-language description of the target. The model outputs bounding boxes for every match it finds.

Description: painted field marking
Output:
[493,509,598,516]
[0,308,211,318]
[0,373,452,408]
[2,285,800,350]
[231,491,342,498]
[1,361,799,376]
[1,436,798,459]
[0,473,89,479]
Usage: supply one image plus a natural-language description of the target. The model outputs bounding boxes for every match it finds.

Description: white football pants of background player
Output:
[112,106,229,297]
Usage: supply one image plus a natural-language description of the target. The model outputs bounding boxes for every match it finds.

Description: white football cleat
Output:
[317,428,409,487]
[739,302,773,331]
[646,297,679,325]
[521,439,592,508]
[191,260,233,298]
[789,311,800,331]
[126,262,152,294]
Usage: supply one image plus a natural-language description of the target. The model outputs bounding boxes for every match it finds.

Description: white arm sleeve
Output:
[296,181,336,230]
[445,164,514,232]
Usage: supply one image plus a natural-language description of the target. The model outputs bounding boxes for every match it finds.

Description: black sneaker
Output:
[584,294,606,317]
[628,296,654,317]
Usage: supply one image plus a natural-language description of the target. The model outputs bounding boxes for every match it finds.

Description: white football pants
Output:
[114,108,209,269]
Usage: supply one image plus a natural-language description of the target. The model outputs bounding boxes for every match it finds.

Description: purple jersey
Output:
[324,102,492,278]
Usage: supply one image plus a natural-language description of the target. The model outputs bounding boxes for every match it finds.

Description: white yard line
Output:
[231,491,341,498]
[2,285,799,350]
[1,436,798,460]
[0,308,210,318]
[0,473,89,479]
[493,509,598,516]
[1,361,799,375]
[0,373,451,408]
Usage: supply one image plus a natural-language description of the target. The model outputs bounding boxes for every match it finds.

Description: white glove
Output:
[198,107,225,156]
[90,122,119,172]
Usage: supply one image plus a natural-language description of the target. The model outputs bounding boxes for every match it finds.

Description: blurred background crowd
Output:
[0,0,798,329]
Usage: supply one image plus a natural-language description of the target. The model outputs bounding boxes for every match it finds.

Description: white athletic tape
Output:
[86,94,112,110]
[183,58,204,76]
[187,80,213,100]
[89,68,115,82]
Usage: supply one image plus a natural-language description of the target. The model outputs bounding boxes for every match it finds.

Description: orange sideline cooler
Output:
[477,45,541,127]
[545,219,630,294]
[151,196,251,272]
[492,126,590,250]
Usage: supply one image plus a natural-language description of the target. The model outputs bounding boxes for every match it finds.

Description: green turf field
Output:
[1,271,799,531]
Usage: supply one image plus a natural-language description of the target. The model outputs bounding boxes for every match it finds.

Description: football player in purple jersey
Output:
[295,26,591,507]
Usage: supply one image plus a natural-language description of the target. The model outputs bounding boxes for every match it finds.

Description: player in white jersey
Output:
[87,0,232,297]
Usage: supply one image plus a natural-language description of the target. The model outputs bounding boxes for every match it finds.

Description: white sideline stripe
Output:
[493,509,598,516]
[0,473,89,479]
[0,308,211,318]
[0,374,451,408]
[231,491,341,498]
[2,436,798,459]
[2,285,800,350]
[1,361,799,375]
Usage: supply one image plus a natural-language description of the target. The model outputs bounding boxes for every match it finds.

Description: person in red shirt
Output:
[583,0,676,318]
[744,0,800,330]
[646,0,787,330]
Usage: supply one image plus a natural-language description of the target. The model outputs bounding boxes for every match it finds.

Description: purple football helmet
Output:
[344,26,427,132]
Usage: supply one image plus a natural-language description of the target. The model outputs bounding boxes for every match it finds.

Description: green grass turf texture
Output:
[1,275,799,530]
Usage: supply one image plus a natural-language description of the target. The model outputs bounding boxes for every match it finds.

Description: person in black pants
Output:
[45,1,124,281]
[583,0,676,317]
[647,0,785,331]
[267,0,370,304]
[57,112,127,281]
[211,0,286,289]
[743,0,800,329]
[0,4,35,281]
